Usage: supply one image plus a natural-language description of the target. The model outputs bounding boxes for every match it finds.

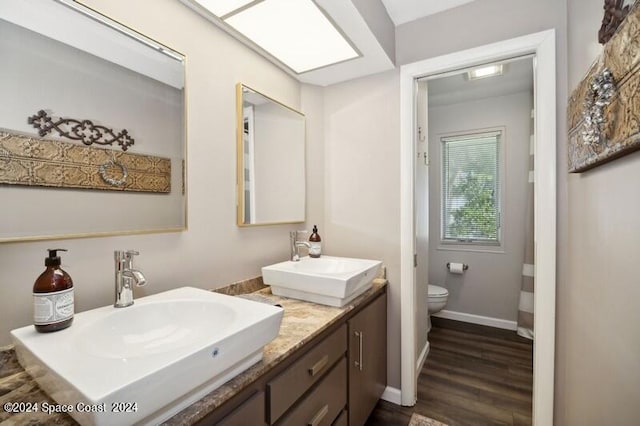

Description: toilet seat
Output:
[428,285,448,297]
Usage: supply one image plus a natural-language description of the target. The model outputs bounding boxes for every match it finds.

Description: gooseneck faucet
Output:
[114,250,147,308]
[290,230,311,262]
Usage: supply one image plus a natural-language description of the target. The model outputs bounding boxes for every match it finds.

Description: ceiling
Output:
[380,0,478,26]
[182,0,483,86]
[427,57,534,107]
[300,0,484,85]
[296,0,395,86]
[300,0,482,85]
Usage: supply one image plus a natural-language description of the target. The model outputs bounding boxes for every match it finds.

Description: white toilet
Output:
[427,284,449,332]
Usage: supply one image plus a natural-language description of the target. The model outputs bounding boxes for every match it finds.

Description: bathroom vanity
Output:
[171,280,387,425]
[0,280,387,425]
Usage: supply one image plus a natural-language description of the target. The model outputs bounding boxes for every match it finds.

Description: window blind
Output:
[441,131,501,244]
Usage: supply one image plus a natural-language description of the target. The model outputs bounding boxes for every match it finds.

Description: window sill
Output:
[436,244,505,254]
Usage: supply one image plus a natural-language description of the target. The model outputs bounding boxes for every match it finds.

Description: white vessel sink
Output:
[10,287,283,426]
[262,256,381,307]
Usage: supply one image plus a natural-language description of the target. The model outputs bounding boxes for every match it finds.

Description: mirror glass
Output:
[0,0,186,242]
[237,84,305,226]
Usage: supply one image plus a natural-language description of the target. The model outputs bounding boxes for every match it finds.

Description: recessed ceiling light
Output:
[224,0,359,73]
[468,64,503,80]
[193,0,255,17]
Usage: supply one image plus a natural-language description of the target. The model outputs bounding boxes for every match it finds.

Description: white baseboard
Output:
[433,309,517,331]
[380,386,402,405]
[416,341,430,372]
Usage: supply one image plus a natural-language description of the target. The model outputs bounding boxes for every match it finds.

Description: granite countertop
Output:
[0,278,387,425]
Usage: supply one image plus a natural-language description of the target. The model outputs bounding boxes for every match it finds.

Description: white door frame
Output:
[399,30,556,425]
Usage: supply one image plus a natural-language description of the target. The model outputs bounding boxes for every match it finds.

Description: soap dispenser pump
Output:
[309,225,322,258]
[33,249,74,332]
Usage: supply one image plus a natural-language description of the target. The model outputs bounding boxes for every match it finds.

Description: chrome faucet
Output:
[290,230,311,262]
[114,250,147,308]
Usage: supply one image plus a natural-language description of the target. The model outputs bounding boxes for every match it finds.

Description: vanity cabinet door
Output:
[217,391,265,426]
[348,293,387,426]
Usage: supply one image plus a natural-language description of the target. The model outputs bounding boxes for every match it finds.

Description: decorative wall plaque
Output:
[568,2,640,172]
[0,131,170,193]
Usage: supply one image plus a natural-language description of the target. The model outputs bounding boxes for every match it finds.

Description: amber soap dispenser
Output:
[33,249,74,332]
[309,225,322,258]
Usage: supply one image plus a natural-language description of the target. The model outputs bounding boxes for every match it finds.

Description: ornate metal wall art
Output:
[599,0,632,44]
[27,110,135,151]
[581,68,616,152]
[568,2,640,173]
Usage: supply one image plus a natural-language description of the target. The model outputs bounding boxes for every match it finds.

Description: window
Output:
[441,130,502,245]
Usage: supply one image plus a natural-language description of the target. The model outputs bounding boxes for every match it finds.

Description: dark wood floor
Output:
[366,317,533,426]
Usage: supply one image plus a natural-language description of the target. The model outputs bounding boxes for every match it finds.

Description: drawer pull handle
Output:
[354,331,363,371]
[308,355,329,377]
[308,404,329,426]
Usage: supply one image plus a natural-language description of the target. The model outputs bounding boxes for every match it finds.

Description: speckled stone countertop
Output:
[0,348,73,425]
[0,277,387,425]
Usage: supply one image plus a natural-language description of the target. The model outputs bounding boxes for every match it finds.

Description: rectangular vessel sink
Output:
[262,256,381,307]
[10,287,283,425]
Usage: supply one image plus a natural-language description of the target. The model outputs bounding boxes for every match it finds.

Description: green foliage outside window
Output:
[447,172,497,240]
[442,132,500,243]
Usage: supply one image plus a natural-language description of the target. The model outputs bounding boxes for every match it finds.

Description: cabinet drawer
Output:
[218,391,265,426]
[277,357,347,426]
[268,324,347,424]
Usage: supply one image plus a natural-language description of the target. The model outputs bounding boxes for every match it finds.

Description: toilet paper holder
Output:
[446,262,469,271]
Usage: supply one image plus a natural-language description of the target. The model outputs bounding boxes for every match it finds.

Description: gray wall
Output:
[427,91,533,322]
[556,0,640,423]
[396,0,567,67]
[0,0,319,345]
[300,84,325,233]
[320,69,401,388]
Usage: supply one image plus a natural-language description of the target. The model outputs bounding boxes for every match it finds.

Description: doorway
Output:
[399,30,556,425]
